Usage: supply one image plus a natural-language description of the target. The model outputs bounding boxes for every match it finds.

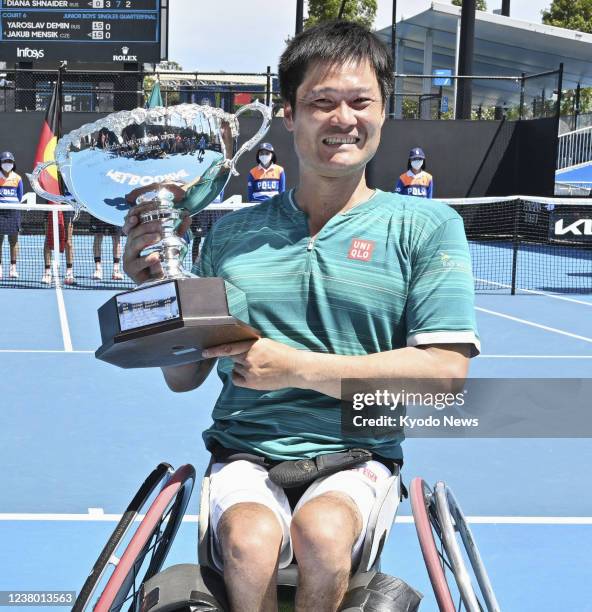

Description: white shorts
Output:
[208,458,392,570]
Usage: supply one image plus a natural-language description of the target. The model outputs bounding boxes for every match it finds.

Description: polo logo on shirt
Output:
[348,238,375,261]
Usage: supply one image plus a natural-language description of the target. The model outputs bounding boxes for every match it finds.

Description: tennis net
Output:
[1,197,591,294]
[440,195,592,294]
[0,202,240,290]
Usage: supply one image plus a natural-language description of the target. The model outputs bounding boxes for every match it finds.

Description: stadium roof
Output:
[376,2,592,90]
[155,72,268,88]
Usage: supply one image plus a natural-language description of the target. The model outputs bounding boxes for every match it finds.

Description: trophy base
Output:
[95,277,259,369]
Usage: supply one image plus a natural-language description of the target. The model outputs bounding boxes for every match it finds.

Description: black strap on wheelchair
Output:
[268,448,373,489]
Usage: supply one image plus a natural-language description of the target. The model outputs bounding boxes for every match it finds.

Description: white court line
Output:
[479,355,592,359]
[54,285,73,352]
[0,349,93,354]
[475,278,592,307]
[0,512,591,525]
[50,209,73,352]
[476,306,592,344]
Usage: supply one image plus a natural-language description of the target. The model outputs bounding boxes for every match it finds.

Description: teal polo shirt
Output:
[196,189,480,461]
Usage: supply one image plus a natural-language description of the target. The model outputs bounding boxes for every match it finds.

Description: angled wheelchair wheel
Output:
[410,478,501,612]
[74,463,196,612]
[410,478,456,612]
[432,481,501,612]
[73,463,174,612]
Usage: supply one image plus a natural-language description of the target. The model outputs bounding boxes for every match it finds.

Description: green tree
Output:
[561,86,592,115]
[451,0,488,10]
[542,0,592,33]
[156,60,183,71]
[305,0,377,29]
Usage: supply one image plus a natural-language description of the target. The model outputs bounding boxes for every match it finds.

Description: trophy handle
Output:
[26,161,78,206]
[229,101,273,175]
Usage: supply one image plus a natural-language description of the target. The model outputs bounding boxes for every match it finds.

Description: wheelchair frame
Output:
[72,464,500,612]
[410,477,501,612]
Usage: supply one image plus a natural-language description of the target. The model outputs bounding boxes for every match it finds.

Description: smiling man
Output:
[123,20,479,612]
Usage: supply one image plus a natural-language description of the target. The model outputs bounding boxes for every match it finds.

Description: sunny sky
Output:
[168,0,554,73]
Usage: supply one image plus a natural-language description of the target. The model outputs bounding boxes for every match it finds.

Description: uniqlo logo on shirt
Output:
[348,238,375,261]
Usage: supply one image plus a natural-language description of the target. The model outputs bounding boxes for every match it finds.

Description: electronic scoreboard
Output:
[0,0,167,62]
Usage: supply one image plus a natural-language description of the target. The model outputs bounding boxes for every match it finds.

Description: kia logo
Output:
[554,218,592,236]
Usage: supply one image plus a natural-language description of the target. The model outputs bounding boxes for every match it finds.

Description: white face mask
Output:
[1,163,13,173]
[259,153,273,166]
[410,159,423,171]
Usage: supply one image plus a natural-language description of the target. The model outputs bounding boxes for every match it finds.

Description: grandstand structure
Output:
[376,2,592,123]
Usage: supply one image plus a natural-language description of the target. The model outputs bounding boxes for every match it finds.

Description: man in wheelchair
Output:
[123,20,479,612]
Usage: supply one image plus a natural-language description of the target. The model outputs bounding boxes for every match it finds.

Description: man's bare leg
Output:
[217,502,283,612]
[8,233,18,277]
[291,492,362,612]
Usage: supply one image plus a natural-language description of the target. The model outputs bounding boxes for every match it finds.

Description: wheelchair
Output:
[72,463,500,612]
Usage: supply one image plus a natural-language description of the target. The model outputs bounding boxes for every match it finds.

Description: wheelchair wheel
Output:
[432,482,500,612]
[410,478,501,612]
[410,478,456,612]
[73,463,174,612]
[75,463,196,612]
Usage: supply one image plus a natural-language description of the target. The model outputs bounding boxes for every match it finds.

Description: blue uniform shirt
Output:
[247,164,286,202]
[395,170,433,199]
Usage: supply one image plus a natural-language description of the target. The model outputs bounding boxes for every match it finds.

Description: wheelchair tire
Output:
[94,464,196,612]
[412,478,501,612]
[73,463,174,612]
[410,477,456,612]
[433,481,501,612]
[339,573,422,612]
[140,564,228,612]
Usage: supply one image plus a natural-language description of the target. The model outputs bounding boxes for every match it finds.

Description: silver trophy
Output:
[28,102,272,368]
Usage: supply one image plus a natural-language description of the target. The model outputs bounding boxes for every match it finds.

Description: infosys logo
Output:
[17,47,45,59]
[113,46,138,62]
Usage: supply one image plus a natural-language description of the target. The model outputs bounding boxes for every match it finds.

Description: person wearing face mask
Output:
[394,147,433,199]
[247,142,286,202]
[0,152,24,279]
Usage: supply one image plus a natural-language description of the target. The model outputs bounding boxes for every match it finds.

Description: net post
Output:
[510,199,520,295]
[575,82,581,131]
[519,73,525,120]
[555,63,564,123]
[265,65,272,108]
[51,207,61,289]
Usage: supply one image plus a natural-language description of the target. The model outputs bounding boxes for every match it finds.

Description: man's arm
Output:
[202,339,471,398]
[295,343,470,397]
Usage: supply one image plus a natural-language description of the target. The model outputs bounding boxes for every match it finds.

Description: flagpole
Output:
[57,62,64,138]
[55,63,64,279]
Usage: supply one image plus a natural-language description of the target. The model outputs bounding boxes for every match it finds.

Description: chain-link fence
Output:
[0,65,563,121]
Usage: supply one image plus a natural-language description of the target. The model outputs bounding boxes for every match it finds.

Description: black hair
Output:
[407,159,427,171]
[278,20,393,111]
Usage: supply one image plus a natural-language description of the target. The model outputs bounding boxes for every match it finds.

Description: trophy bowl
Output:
[28,102,272,369]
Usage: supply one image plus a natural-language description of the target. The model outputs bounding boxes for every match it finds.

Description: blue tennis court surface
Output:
[556,161,592,185]
[1,284,592,611]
